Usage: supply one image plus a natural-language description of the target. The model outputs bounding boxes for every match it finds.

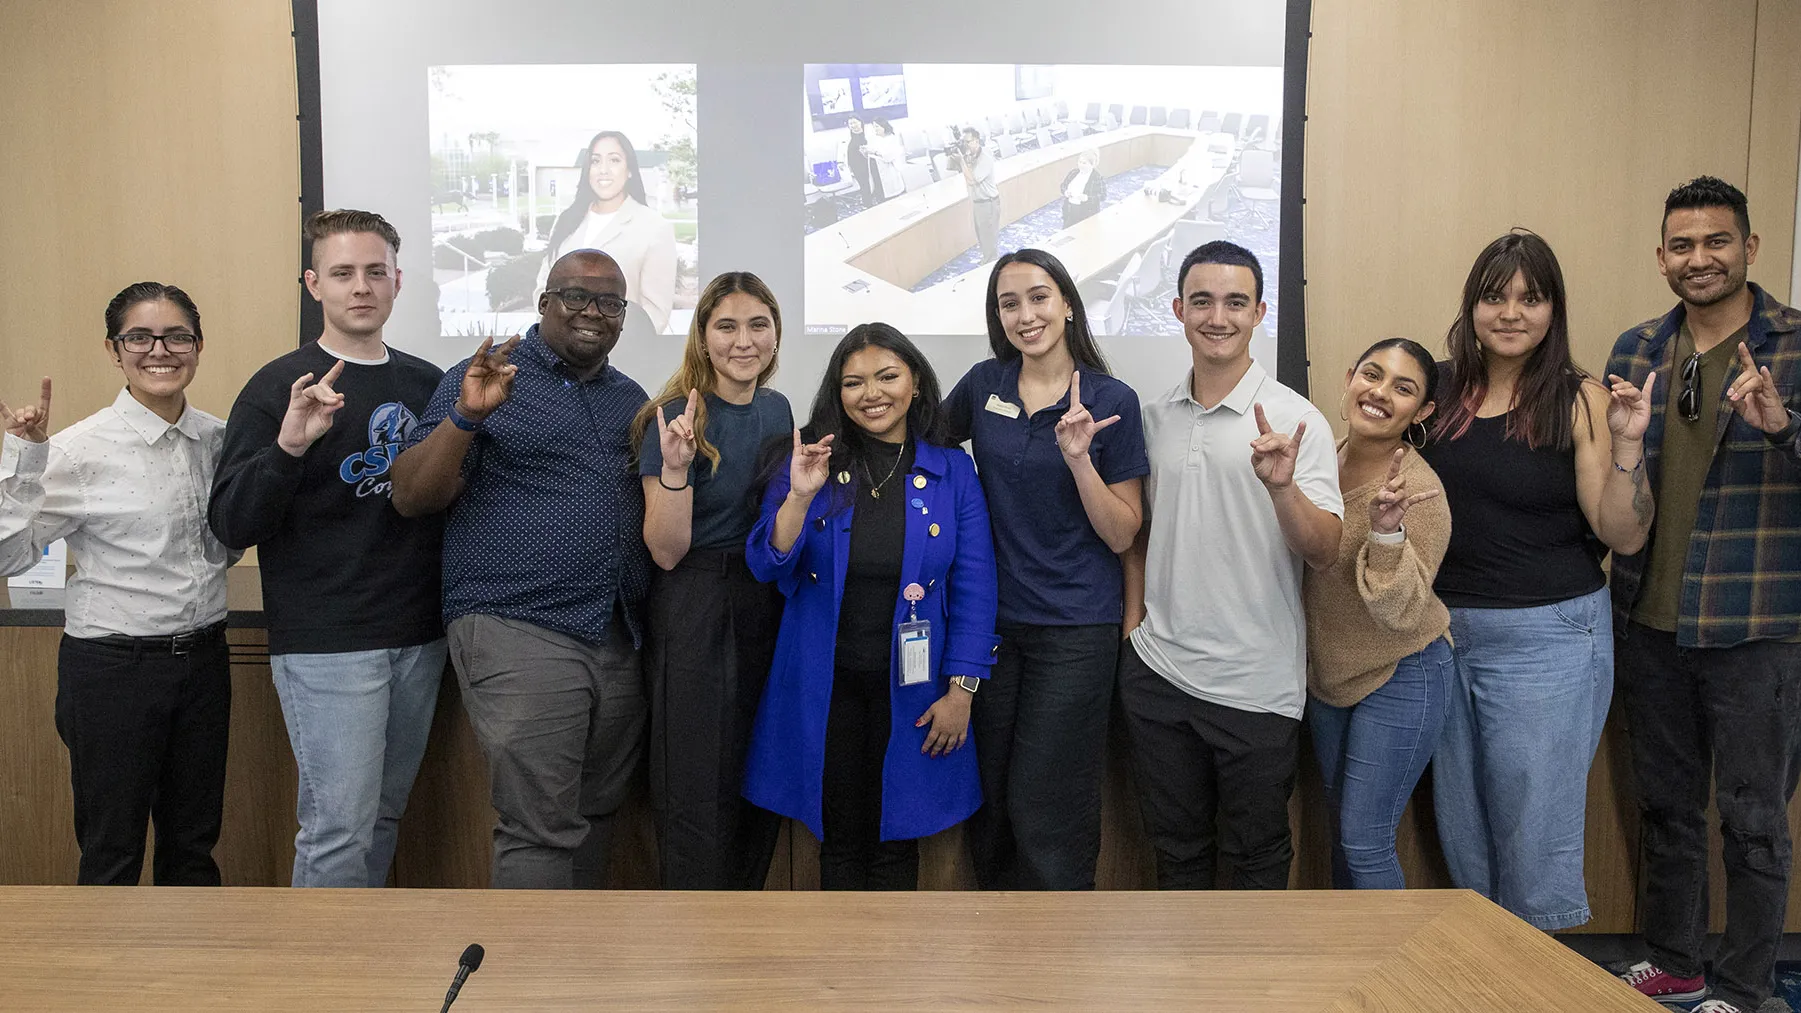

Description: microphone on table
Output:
[440,943,484,1012]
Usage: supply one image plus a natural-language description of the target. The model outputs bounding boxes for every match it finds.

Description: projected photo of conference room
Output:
[427,63,699,339]
[803,63,1283,338]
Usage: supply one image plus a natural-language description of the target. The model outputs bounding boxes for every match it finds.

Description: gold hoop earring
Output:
[1338,389,1351,422]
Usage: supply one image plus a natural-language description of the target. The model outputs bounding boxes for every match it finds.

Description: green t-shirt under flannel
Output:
[1634,323,1743,632]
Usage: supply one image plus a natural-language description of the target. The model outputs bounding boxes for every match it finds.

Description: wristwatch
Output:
[448,403,483,432]
[950,675,981,694]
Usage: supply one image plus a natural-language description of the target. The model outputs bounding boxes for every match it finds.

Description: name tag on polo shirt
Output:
[984,394,1021,418]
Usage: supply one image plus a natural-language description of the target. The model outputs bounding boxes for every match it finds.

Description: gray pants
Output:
[972,198,1000,262]
[448,613,646,889]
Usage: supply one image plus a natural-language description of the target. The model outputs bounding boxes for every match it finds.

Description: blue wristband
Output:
[448,405,481,432]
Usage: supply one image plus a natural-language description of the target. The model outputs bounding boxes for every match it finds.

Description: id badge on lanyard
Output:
[898,582,932,686]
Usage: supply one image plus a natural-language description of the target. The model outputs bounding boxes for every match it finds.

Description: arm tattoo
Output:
[1631,461,1654,529]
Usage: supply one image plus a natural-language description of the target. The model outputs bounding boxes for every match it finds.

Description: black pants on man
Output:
[55,631,231,886]
[1617,622,1801,1012]
[1117,640,1299,890]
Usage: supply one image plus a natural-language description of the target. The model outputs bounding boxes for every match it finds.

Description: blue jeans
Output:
[269,640,446,887]
[1308,636,1451,890]
[1431,586,1613,929]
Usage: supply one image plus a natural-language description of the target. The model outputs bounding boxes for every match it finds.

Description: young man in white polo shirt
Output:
[1121,240,1342,889]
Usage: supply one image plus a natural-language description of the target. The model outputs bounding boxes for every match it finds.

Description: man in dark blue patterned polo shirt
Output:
[392,249,651,889]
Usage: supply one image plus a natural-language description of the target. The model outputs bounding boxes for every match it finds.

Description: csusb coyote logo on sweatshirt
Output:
[339,402,420,499]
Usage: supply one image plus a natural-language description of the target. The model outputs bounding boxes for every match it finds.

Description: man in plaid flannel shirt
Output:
[1609,177,1801,1013]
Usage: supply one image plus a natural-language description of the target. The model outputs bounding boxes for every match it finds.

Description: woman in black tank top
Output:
[1418,231,1654,931]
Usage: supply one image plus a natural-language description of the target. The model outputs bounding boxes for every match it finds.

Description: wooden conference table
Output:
[805,125,1234,334]
[0,887,1660,1011]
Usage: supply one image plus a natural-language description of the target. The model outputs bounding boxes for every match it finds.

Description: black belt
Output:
[672,548,748,575]
[87,619,228,656]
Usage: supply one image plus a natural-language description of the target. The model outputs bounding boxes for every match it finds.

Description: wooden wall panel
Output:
[0,0,299,434]
[1747,0,1801,299]
[1303,0,1759,394]
[0,629,73,884]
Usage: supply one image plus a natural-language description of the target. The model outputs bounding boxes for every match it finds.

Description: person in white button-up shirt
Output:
[0,282,234,887]
[1119,241,1343,891]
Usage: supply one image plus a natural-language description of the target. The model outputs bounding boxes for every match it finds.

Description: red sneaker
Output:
[1617,961,1707,1003]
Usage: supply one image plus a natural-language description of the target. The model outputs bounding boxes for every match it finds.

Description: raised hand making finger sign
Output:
[1726,342,1794,435]
[277,359,347,457]
[1054,371,1122,464]
[657,388,702,474]
[457,335,522,423]
[1249,402,1306,490]
[1369,447,1441,536]
[1,377,52,444]
[787,427,837,502]
[1604,369,1656,445]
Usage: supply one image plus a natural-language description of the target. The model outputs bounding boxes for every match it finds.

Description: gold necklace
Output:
[861,439,906,499]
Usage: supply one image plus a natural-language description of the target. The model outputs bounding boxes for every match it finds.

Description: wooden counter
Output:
[0,887,1660,1010]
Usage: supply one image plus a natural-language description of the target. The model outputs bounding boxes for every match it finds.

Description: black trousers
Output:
[645,551,784,890]
[820,664,919,890]
[1117,639,1299,890]
[1616,622,1801,1011]
[966,622,1118,889]
[54,631,231,886]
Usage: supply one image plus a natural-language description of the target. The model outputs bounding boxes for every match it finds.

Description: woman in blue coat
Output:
[744,322,1000,889]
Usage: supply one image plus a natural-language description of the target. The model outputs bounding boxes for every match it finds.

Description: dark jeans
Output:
[55,631,231,886]
[1117,640,1299,890]
[645,552,783,890]
[967,621,1117,889]
[1617,622,1801,1011]
[820,665,918,890]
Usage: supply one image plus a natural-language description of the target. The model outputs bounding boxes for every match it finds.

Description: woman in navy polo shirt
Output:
[943,248,1149,890]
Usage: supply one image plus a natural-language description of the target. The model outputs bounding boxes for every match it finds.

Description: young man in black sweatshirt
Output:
[209,209,446,887]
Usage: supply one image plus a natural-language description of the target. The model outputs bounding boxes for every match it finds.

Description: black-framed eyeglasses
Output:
[546,287,627,318]
[110,332,199,354]
[1677,351,1702,423]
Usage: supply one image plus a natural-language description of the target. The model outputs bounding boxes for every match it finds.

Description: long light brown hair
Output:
[631,271,782,471]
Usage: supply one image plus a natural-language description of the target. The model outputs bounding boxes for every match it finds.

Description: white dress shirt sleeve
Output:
[0,433,80,577]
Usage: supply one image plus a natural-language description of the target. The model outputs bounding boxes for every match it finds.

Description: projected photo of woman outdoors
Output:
[536,130,678,332]
[427,64,697,339]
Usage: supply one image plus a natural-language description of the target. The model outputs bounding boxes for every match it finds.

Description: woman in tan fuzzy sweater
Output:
[1304,338,1453,890]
